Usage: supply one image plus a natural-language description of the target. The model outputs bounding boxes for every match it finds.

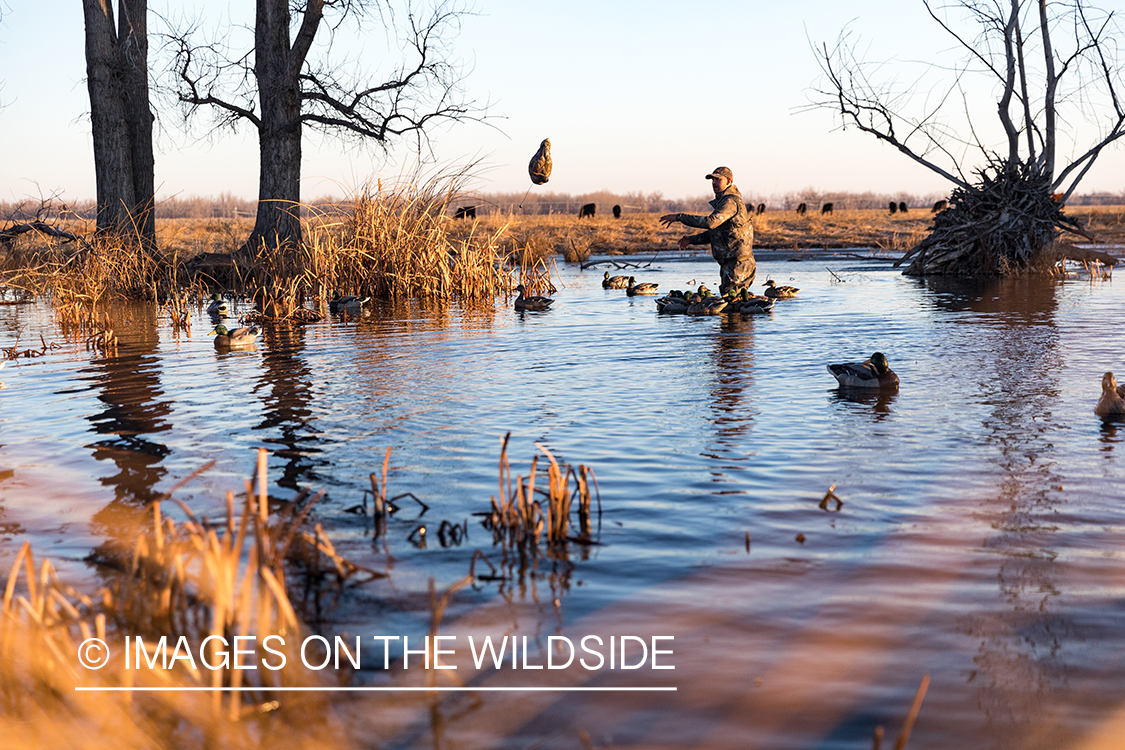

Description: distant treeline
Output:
[4,189,1124,221]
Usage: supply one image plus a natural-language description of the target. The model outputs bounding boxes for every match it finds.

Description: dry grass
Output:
[0,451,361,749]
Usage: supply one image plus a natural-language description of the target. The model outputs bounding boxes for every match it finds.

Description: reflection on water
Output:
[1,260,1124,748]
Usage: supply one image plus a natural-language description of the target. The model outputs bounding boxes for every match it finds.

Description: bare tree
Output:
[171,0,478,255]
[82,0,156,250]
[812,0,1125,275]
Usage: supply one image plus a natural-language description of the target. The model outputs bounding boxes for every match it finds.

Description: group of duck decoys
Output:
[204,290,370,348]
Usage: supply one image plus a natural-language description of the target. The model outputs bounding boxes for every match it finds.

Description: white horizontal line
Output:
[76,686,677,693]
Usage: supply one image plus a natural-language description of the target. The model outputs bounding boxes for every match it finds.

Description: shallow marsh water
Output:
[1,255,1124,749]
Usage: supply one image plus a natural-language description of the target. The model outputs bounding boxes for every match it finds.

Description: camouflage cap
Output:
[705,166,734,181]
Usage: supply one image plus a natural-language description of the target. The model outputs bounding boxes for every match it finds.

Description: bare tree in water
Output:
[82,0,156,250]
[812,0,1125,275]
[171,0,478,255]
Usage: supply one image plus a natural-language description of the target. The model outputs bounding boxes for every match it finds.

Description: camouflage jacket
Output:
[678,184,754,261]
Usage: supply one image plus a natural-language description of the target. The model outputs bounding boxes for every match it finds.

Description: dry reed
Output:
[482,433,600,553]
[0,450,364,749]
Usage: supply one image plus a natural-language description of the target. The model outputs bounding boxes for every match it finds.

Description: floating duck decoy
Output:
[330,292,370,315]
[211,324,259,348]
[827,352,899,389]
[206,293,229,317]
[732,288,774,314]
[1095,371,1125,416]
[655,291,690,314]
[763,279,799,298]
[626,276,659,296]
[686,293,727,316]
[602,271,629,289]
[514,284,554,311]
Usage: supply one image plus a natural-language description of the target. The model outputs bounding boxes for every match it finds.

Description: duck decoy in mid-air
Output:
[210,325,259,348]
[514,284,554,311]
[763,279,799,298]
[206,293,229,317]
[1095,371,1125,417]
[626,276,659,296]
[602,271,629,289]
[827,352,899,389]
[330,292,370,315]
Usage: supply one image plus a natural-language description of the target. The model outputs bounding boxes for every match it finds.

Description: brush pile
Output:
[896,163,1090,276]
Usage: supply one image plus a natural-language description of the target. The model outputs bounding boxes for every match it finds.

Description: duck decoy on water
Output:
[514,284,554,311]
[602,271,629,289]
[1095,371,1125,417]
[763,279,799,298]
[330,292,370,315]
[827,352,899,389]
[210,324,259,348]
[731,288,774,314]
[626,276,659,296]
[206,293,229,317]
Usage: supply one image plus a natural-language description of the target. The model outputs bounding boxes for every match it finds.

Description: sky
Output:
[2,0,1124,204]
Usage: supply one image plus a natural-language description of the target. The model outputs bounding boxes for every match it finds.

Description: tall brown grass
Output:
[0,451,357,749]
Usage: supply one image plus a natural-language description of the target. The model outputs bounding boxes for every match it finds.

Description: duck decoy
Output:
[602,271,629,289]
[210,324,259,348]
[206,293,229,317]
[763,279,799,298]
[827,352,898,389]
[1095,371,1125,416]
[655,292,690,314]
[330,292,371,315]
[514,284,554,311]
[626,276,659,296]
[733,289,774,314]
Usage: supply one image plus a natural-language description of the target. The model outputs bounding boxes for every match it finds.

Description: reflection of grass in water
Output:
[0,451,362,749]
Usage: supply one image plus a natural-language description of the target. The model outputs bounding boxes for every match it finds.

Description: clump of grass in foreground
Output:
[482,433,600,554]
[0,452,358,749]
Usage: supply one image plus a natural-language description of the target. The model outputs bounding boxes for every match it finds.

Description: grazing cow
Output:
[932,199,948,212]
[889,201,898,214]
[796,203,807,215]
[898,201,908,213]
[579,203,596,218]
[613,204,622,218]
[454,205,477,219]
[1051,192,1065,205]
[821,202,834,214]
[757,203,765,215]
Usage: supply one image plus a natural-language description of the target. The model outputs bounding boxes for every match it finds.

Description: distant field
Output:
[9,205,1125,261]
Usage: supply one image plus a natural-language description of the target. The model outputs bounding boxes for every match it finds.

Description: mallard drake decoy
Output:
[206,293,229,317]
[827,352,898,389]
[763,279,799,298]
[330,292,370,315]
[602,271,629,289]
[626,276,659,296]
[514,284,554,311]
[1095,371,1125,416]
[210,324,259,348]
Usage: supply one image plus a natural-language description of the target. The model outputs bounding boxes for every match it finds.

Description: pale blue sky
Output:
[2,1,1123,204]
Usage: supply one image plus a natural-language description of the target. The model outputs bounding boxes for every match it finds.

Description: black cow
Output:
[889,201,898,214]
[821,202,834,214]
[932,200,948,212]
[756,203,765,215]
[454,205,477,219]
[612,204,622,218]
[796,203,807,215]
[898,201,908,213]
[579,203,596,218]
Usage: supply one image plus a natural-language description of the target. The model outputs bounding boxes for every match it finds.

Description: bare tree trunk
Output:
[241,0,321,253]
[81,0,155,250]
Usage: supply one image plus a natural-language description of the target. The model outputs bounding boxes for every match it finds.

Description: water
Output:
[2,256,1124,749]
